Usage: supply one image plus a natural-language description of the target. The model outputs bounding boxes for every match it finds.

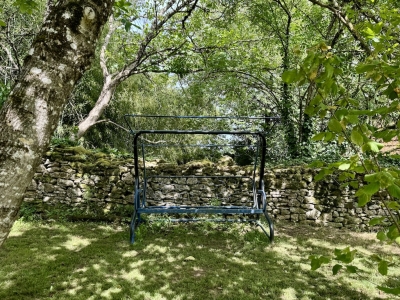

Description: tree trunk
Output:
[76,75,117,138]
[0,0,113,247]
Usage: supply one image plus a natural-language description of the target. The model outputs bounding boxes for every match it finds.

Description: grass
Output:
[0,219,399,300]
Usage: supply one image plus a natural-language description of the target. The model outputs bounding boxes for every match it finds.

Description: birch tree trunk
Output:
[0,0,113,247]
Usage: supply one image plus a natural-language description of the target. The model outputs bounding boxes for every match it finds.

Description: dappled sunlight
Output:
[166,254,178,263]
[63,278,85,296]
[0,279,13,291]
[143,244,169,254]
[94,259,111,270]
[271,242,303,262]
[280,287,297,300]
[122,250,139,258]
[73,267,88,273]
[119,267,146,281]
[132,290,181,300]
[7,220,30,237]
[0,221,398,299]
[62,234,95,251]
[100,287,123,299]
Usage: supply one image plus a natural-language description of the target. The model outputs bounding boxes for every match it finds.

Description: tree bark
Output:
[77,74,117,138]
[0,0,114,247]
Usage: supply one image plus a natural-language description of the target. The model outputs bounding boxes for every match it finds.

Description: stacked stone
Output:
[24,147,135,211]
[23,148,392,230]
[263,167,386,229]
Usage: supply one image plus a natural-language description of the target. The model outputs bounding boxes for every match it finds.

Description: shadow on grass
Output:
[0,221,398,300]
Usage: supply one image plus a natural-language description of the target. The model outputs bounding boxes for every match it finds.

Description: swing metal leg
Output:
[262,209,274,243]
[130,211,139,244]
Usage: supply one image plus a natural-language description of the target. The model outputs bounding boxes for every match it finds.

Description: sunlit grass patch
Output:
[0,220,398,299]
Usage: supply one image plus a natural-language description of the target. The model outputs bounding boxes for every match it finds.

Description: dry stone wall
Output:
[23,147,390,230]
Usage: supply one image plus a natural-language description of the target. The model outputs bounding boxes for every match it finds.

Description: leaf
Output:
[363,182,380,195]
[377,231,387,241]
[362,141,384,153]
[320,42,331,51]
[312,132,326,141]
[328,118,343,133]
[364,173,378,182]
[339,172,355,181]
[387,184,400,199]
[314,169,329,181]
[309,161,324,168]
[338,163,351,170]
[324,64,334,78]
[363,27,376,38]
[386,201,400,210]
[357,193,371,207]
[0,19,6,27]
[349,181,359,189]
[309,70,318,81]
[346,265,358,273]
[377,286,400,295]
[324,132,335,142]
[387,225,399,240]
[332,264,342,275]
[335,109,348,120]
[346,115,359,124]
[354,166,365,174]
[364,160,376,172]
[310,257,322,270]
[373,129,397,142]
[351,129,364,147]
[282,70,299,84]
[355,63,377,73]
[305,105,315,116]
[334,247,357,264]
[13,0,39,14]
[378,260,388,276]
[320,256,331,264]
[310,255,330,270]
[369,217,385,226]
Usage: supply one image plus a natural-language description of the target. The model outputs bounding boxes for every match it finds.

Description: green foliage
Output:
[0,83,10,109]
[13,0,39,14]
[50,137,79,148]
[280,0,400,294]
[0,0,40,27]
[113,0,139,31]
[0,0,45,86]
[19,201,134,223]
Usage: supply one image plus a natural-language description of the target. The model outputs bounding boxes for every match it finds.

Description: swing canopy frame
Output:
[124,114,278,244]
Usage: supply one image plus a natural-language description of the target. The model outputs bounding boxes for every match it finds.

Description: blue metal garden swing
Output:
[124,115,277,244]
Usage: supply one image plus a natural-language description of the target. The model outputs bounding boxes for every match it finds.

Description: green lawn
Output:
[0,219,399,299]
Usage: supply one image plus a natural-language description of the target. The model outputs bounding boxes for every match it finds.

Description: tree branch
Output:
[307,0,372,55]
[116,0,196,81]
[0,42,19,71]
[93,119,129,132]
[100,16,117,78]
